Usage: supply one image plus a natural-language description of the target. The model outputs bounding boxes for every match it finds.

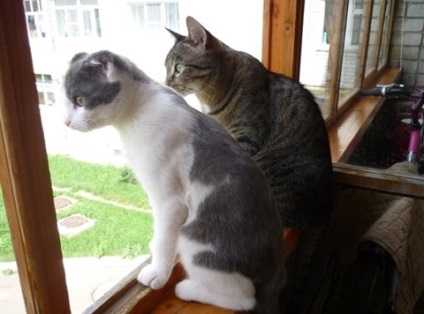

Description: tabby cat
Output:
[165,17,333,228]
[63,50,285,313]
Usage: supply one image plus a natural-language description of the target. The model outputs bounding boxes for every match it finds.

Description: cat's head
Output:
[165,16,224,97]
[63,50,126,132]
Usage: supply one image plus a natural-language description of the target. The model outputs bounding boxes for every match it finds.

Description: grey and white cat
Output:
[62,50,285,313]
[165,17,333,229]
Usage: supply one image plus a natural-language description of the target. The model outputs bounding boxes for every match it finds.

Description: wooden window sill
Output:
[84,230,299,314]
[328,67,402,164]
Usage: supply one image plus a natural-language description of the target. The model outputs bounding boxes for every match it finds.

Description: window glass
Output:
[54,1,101,38]
[365,0,380,74]
[0,192,26,312]
[36,74,55,105]
[81,0,97,5]
[299,0,330,115]
[24,0,46,38]
[378,0,391,69]
[338,0,367,105]
[83,10,92,35]
[23,0,264,311]
[56,0,77,6]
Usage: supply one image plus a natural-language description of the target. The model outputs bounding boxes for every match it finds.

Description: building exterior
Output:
[24,0,263,107]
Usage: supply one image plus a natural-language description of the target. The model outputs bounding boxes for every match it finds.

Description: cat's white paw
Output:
[175,279,199,301]
[137,264,168,290]
[175,279,256,311]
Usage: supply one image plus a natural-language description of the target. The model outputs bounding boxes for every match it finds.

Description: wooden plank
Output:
[0,1,70,313]
[262,0,304,79]
[333,163,424,199]
[87,230,296,314]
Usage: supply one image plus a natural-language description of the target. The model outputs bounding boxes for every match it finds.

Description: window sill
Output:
[84,229,299,314]
[328,67,402,164]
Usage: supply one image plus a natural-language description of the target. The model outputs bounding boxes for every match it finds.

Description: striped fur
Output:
[165,17,333,229]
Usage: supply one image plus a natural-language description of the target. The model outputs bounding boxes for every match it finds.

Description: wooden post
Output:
[262,0,304,79]
[0,1,71,313]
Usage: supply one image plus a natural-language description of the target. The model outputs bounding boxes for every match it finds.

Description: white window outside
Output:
[55,0,101,37]
[130,1,179,33]
[24,0,46,38]
[35,74,55,105]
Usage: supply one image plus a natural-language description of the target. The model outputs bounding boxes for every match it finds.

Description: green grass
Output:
[0,155,153,262]
[48,155,149,209]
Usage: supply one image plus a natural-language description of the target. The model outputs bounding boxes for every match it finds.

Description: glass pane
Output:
[55,0,77,6]
[32,0,39,12]
[25,1,264,312]
[47,92,55,105]
[146,3,161,31]
[38,91,45,105]
[83,10,92,36]
[299,0,331,117]
[81,0,98,5]
[68,9,78,23]
[24,0,31,12]
[132,4,145,29]
[68,10,79,37]
[56,10,67,37]
[365,0,381,74]
[338,0,367,105]
[165,3,179,30]
[378,0,391,69]
[0,191,26,313]
[44,74,52,84]
[94,9,101,37]
[27,15,38,37]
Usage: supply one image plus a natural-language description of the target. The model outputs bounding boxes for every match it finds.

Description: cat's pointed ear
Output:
[165,27,185,41]
[186,16,221,51]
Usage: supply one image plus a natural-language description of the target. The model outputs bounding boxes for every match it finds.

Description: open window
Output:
[2,0,421,313]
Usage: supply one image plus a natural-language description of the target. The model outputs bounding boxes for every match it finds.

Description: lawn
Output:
[0,155,153,262]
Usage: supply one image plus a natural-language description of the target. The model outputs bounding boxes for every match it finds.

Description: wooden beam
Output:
[0,1,71,313]
[262,0,304,79]
[333,163,424,199]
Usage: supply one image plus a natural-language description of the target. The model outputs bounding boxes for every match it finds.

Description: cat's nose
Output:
[64,118,71,127]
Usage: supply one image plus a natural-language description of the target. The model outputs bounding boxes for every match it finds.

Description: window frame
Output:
[128,1,180,33]
[0,1,70,313]
[35,74,56,105]
[262,0,397,125]
[0,0,407,313]
[24,0,46,38]
[54,0,101,38]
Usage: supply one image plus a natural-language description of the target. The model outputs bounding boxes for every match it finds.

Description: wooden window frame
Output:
[262,0,397,125]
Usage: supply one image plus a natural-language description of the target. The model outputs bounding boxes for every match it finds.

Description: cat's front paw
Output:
[137,264,169,290]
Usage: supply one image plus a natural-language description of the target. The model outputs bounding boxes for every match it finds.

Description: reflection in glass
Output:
[299,0,330,116]
[338,0,366,105]
[365,0,380,74]
[378,0,391,69]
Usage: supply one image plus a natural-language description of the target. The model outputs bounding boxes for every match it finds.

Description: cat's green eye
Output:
[175,64,185,74]
[75,96,86,106]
